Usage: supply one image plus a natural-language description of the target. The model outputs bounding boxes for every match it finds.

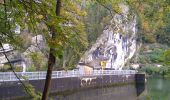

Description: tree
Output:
[1,0,88,99]
[42,0,61,99]
[126,0,170,43]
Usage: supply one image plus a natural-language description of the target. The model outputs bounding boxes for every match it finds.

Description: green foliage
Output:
[25,83,42,99]
[26,66,36,72]
[0,0,89,70]
[138,44,170,76]
[139,48,165,64]
[0,64,23,72]
[140,65,159,75]
[19,32,32,49]
[0,64,11,72]
[139,64,169,76]
[162,49,170,65]
[14,66,22,72]
[1,0,169,70]
[0,1,23,47]
[29,52,45,71]
[83,2,109,45]
[126,0,170,44]
[97,0,123,14]
[147,49,164,63]
[159,66,170,76]
[138,55,147,64]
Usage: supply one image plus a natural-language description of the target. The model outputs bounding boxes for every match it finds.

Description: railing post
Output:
[9,72,11,81]
[57,71,58,78]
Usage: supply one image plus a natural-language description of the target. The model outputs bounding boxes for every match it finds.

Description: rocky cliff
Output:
[80,4,137,70]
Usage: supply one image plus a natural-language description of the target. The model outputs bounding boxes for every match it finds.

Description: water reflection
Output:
[52,83,145,100]
[146,78,170,100]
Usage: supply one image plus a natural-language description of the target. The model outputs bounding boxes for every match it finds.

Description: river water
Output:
[51,77,170,100]
[52,84,139,100]
[145,77,170,100]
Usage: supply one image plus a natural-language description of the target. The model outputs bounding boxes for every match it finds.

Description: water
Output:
[51,78,170,100]
[145,77,170,100]
[51,83,145,100]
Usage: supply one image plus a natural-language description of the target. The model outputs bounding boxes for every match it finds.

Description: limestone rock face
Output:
[80,4,137,70]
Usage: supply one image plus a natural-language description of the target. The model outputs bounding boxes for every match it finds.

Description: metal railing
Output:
[0,70,136,82]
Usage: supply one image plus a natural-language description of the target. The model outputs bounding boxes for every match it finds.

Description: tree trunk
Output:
[42,0,61,100]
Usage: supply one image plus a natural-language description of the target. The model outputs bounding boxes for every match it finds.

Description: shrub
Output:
[27,66,36,72]
[139,64,160,75]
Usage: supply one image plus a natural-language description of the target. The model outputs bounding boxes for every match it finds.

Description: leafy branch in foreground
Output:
[0,42,40,99]
[1,0,88,99]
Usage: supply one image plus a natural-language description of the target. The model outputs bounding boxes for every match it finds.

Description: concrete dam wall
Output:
[0,74,145,99]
